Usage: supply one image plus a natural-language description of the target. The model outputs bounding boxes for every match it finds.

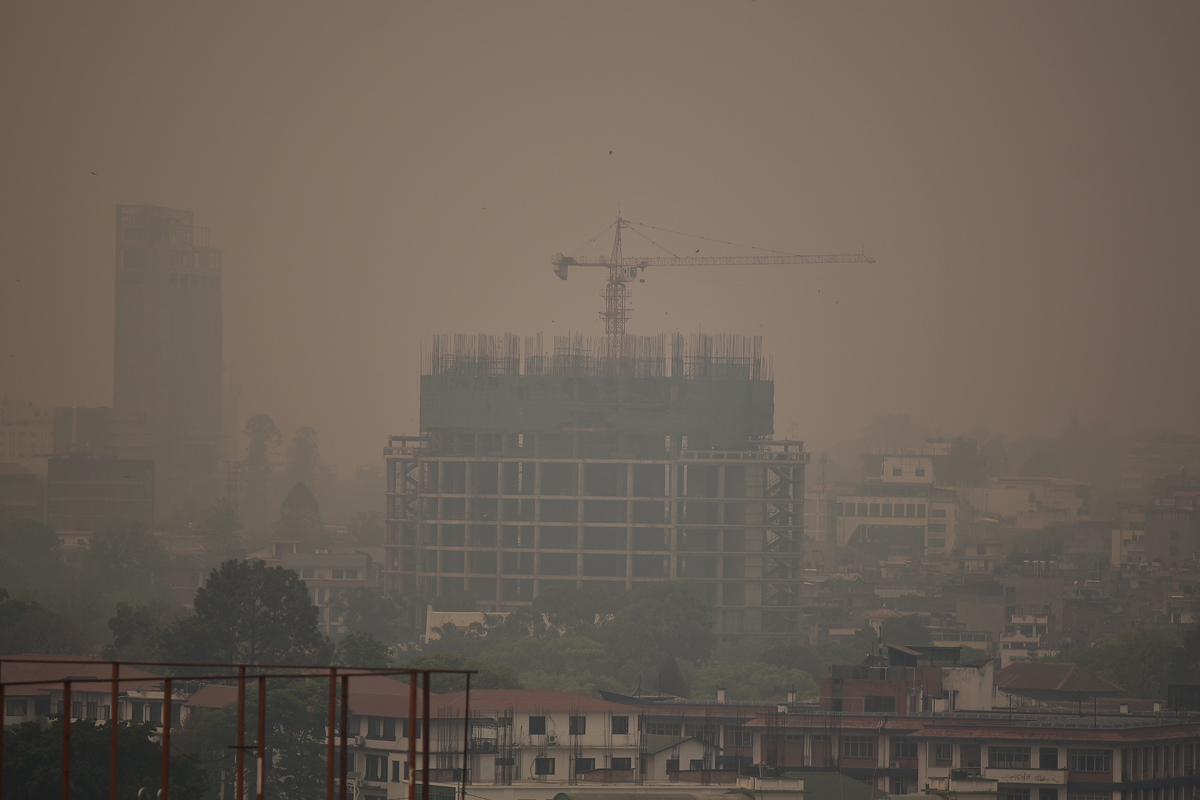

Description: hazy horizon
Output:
[3,2,1198,476]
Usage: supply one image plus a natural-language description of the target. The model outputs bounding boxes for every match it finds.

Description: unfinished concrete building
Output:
[384,333,807,638]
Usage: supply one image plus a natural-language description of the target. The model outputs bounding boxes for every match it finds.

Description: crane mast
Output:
[552,217,874,368]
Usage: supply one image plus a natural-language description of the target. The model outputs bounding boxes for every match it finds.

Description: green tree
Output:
[336,631,392,668]
[398,652,522,693]
[1,718,205,800]
[0,518,63,599]
[199,499,244,555]
[609,580,716,670]
[332,587,418,643]
[277,482,329,550]
[0,591,91,655]
[658,655,690,697]
[1054,629,1182,699]
[102,602,175,661]
[880,614,933,647]
[181,679,327,800]
[86,523,168,595]
[158,559,332,665]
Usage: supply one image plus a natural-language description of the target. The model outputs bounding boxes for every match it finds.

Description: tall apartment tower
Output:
[112,204,223,511]
[384,334,807,639]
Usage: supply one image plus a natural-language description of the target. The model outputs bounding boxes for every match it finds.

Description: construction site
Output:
[382,218,873,639]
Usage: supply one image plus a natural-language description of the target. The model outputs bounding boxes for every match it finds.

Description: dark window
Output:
[932,508,947,518]
[1037,789,1057,800]
[666,759,680,773]
[870,503,880,516]
[892,468,902,476]
[392,761,402,782]
[917,504,926,517]
[843,736,875,759]
[724,727,752,747]
[644,722,680,736]
[1039,748,1058,769]
[689,759,705,770]
[611,715,629,735]
[569,715,586,735]
[400,719,422,739]
[534,757,555,775]
[882,503,892,516]
[894,739,918,760]
[367,716,396,740]
[858,503,869,516]
[935,743,953,763]
[332,569,344,579]
[529,716,546,735]
[998,790,1029,800]
[365,754,386,781]
[915,468,925,477]
[575,758,596,773]
[612,758,632,770]
[865,695,895,713]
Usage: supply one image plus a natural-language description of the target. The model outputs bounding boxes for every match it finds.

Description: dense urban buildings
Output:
[385,333,806,638]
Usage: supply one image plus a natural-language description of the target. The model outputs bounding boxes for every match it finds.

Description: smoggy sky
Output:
[2,2,1198,475]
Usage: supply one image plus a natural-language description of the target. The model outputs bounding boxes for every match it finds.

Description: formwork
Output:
[384,334,807,638]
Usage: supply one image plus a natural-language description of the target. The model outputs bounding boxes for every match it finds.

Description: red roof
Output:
[1,655,164,694]
[437,689,636,717]
[995,662,1124,696]
[182,684,240,709]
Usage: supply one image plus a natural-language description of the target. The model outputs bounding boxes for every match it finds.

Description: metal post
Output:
[327,668,337,800]
[162,678,172,800]
[1,681,6,800]
[460,673,471,800]
[62,680,71,800]
[407,673,417,800]
[256,676,265,800]
[110,662,119,800]
[422,672,431,800]
[236,666,246,800]
[339,674,349,800]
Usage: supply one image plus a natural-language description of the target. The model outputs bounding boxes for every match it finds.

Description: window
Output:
[935,743,953,763]
[364,754,387,781]
[575,758,596,773]
[915,469,925,477]
[392,761,402,782]
[528,716,546,735]
[302,568,314,578]
[893,468,903,476]
[333,569,344,579]
[346,568,358,579]
[1038,789,1057,800]
[1068,749,1112,773]
[858,503,868,516]
[929,523,946,533]
[1039,748,1058,769]
[892,779,910,795]
[611,758,632,771]
[569,715,586,735]
[645,722,681,736]
[989,747,1031,769]
[843,736,876,759]
[611,715,629,735]
[906,504,916,517]
[998,789,1030,800]
[665,759,680,773]
[400,720,422,739]
[689,759,705,771]
[931,508,946,518]
[685,723,719,743]
[534,757,555,775]
[1171,530,1181,540]
[367,716,396,740]
[917,504,926,517]
[870,503,880,517]
[894,739,918,760]
[6,698,28,716]
[725,727,752,747]
[1067,792,1109,800]
[864,695,895,713]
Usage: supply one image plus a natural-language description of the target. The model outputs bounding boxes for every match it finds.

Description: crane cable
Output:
[625,220,803,256]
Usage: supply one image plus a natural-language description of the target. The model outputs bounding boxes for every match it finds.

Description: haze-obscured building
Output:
[385,333,806,639]
[112,204,222,516]
[46,454,154,532]
[0,397,54,476]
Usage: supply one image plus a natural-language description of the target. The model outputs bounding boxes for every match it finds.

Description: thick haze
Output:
[2,2,1198,475]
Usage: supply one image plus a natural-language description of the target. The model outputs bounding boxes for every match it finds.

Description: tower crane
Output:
[552,217,874,365]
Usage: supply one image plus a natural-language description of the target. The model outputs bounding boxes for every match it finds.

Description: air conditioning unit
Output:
[353,735,365,746]
[892,761,900,769]
[547,733,559,745]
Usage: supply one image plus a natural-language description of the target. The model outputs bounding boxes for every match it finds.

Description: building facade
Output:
[384,334,806,638]
[112,204,223,514]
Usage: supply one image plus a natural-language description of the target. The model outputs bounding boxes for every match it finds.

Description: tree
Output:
[1,718,206,800]
[609,581,716,670]
[277,482,329,550]
[332,587,417,643]
[86,523,168,595]
[286,426,321,489]
[397,652,522,693]
[336,631,392,668]
[0,591,91,655]
[658,655,690,697]
[199,499,243,555]
[1054,629,1182,699]
[0,518,63,599]
[181,680,326,800]
[102,602,175,661]
[158,559,331,665]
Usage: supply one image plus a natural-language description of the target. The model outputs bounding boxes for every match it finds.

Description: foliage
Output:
[1052,629,1184,699]
[880,614,933,647]
[158,559,332,665]
[0,590,91,655]
[101,602,176,661]
[689,661,818,702]
[199,499,244,555]
[1,718,206,800]
[658,655,690,697]
[181,679,327,800]
[343,511,384,546]
[277,483,329,550]
[0,518,64,599]
[607,580,716,670]
[397,652,522,693]
[86,523,168,595]
[336,631,392,668]
[332,587,419,643]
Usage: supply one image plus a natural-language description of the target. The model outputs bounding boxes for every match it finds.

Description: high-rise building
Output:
[384,333,807,639]
[112,204,222,512]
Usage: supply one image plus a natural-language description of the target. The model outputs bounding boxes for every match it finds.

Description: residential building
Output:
[965,477,1091,530]
[283,550,379,635]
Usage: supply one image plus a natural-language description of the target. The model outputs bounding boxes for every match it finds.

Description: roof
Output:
[0,463,35,475]
[0,655,164,695]
[995,662,1124,698]
[640,735,721,755]
[183,684,239,709]
[437,688,635,716]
